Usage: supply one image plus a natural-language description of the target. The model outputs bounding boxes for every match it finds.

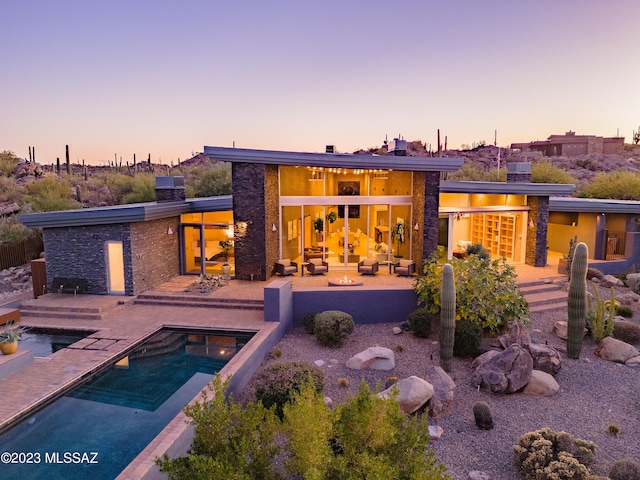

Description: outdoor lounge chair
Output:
[275,259,298,276]
[393,259,416,276]
[358,259,379,275]
[306,258,329,275]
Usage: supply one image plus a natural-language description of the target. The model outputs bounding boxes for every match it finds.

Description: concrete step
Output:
[519,281,567,314]
[18,309,104,321]
[134,294,264,310]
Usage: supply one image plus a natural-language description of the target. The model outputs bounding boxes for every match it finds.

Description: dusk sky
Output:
[2,1,639,165]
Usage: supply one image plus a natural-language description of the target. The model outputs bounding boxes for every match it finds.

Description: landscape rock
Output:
[617,291,639,305]
[424,365,456,417]
[625,273,640,292]
[346,346,395,370]
[471,344,533,393]
[471,350,500,369]
[392,326,402,335]
[553,321,568,340]
[313,359,325,367]
[601,274,624,287]
[377,375,434,414]
[523,370,560,396]
[525,343,562,375]
[428,425,443,439]
[625,356,640,367]
[595,337,639,363]
[498,321,531,349]
[323,396,333,408]
[468,471,491,480]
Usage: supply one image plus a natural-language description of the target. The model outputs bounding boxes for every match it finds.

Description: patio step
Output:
[519,281,568,314]
[134,293,264,310]
[18,303,109,321]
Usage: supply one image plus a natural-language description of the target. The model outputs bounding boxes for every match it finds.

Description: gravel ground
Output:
[240,306,640,479]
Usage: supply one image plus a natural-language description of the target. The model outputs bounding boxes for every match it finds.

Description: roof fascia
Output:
[550,197,640,214]
[204,146,463,172]
[441,180,575,196]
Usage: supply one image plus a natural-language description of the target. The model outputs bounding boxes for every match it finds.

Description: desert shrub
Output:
[407,308,432,338]
[159,375,450,480]
[253,361,324,418]
[415,253,529,334]
[586,283,615,341]
[120,174,156,203]
[25,177,81,212]
[609,458,640,480]
[314,310,355,348]
[0,216,37,245]
[191,163,232,197]
[531,160,577,184]
[613,320,640,345]
[465,242,490,262]
[301,311,318,334]
[0,151,19,177]
[453,319,483,357]
[448,162,488,181]
[577,170,640,200]
[513,427,596,480]
[157,374,281,479]
[615,305,634,318]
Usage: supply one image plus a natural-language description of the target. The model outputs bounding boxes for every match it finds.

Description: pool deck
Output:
[0,260,561,479]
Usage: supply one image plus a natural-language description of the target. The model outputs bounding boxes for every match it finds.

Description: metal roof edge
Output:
[204,145,463,172]
[441,180,575,195]
[549,196,640,214]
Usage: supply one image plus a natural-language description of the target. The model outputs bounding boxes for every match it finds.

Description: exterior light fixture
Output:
[414,223,419,231]
[272,224,277,232]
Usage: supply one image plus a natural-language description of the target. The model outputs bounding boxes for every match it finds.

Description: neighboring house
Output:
[25,141,625,296]
[511,131,624,157]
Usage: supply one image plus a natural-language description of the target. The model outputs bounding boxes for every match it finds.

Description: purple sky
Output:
[2,1,639,165]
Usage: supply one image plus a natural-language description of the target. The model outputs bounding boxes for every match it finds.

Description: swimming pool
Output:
[0,328,254,480]
[19,327,96,358]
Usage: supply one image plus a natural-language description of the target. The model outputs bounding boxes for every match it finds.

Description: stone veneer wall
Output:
[232,163,279,281]
[422,172,440,263]
[525,196,549,267]
[43,224,132,295]
[412,173,426,272]
[129,218,180,295]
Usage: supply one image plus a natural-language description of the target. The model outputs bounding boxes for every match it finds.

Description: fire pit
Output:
[328,275,363,287]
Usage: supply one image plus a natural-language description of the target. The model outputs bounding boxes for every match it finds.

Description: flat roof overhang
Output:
[550,197,640,214]
[204,146,464,172]
[441,180,575,196]
[19,196,233,228]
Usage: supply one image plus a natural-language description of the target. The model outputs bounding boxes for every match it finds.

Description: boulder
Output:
[471,344,533,393]
[377,375,434,414]
[523,370,559,396]
[424,366,456,417]
[626,356,640,367]
[498,321,531,349]
[525,343,562,375]
[346,346,395,370]
[617,291,639,305]
[601,274,624,288]
[428,425,443,439]
[471,350,500,369]
[625,273,640,292]
[595,337,639,363]
[553,321,568,340]
[392,326,402,335]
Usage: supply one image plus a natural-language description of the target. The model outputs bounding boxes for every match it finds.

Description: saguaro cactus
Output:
[567,242,588,358]
[440,263,456,372]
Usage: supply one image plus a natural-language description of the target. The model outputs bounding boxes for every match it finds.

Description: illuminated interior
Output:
[181,211,235,275]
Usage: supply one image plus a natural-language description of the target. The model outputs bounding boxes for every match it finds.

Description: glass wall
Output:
[181,211,234,275]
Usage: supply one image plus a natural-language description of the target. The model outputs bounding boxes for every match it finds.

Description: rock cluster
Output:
[0,265,32,299]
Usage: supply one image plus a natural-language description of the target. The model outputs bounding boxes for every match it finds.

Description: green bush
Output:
[407,308,432,338]
[464,242,490,262]
[25,177,81,212]
[0,151,19,177]
[158,375,451,480]
[253,361,323,418]
[191,163,232,197]
[513,427,596,480]
[453,319,483,357]
[301,312,318,334]
[577,170,640,200]
[609,458,640,480]
[613,320,640,345]
[415,253,529,334]
[615,305,634,318]
[314,310,355,348]
[531,160,576,184]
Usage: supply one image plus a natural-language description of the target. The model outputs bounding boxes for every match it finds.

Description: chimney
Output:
[155,176,186,202]
[390,137,407,156]
[326,145,335,153]
[506,162,531,183]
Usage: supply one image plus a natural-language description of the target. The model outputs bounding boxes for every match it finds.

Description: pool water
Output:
[0,329,253,480]
[20,328,95,358]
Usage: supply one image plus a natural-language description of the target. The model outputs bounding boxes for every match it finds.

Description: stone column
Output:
[525,196,549,267]
[422,172,440,263]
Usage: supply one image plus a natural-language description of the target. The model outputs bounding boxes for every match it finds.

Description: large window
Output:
[181,211,234,275]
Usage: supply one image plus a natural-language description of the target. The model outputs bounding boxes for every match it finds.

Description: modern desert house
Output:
[29,141,640,297]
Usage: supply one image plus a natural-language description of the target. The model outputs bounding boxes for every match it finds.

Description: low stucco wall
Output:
[292,285,419,326]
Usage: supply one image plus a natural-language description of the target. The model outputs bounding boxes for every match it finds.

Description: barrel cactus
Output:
[440,263,456,372]
[567,242,588,359]
[473,400,494,430]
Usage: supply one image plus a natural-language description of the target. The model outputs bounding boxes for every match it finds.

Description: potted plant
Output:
[0,324,25,355]
[325,211,337,232]
[391,220,406,260]
[219,240,234,275]
[313,216,324,245]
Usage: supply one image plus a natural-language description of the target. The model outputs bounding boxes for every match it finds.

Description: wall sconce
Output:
[413,223,419,231]
[454,213,463,221]
[529,219,535,228]
[272,224,277,232]
[167,227,173,234]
